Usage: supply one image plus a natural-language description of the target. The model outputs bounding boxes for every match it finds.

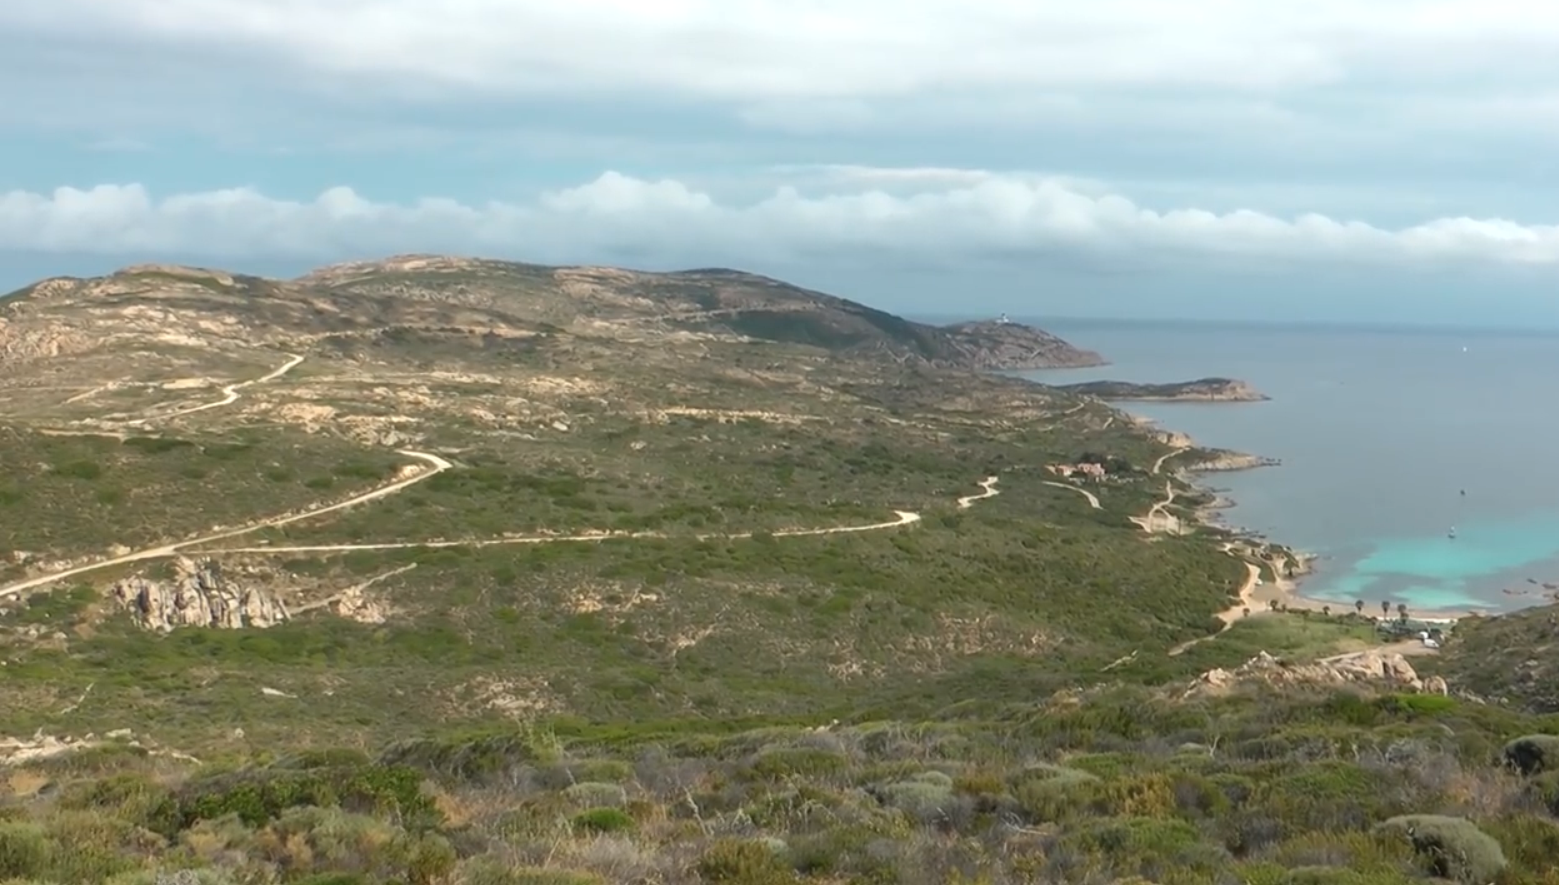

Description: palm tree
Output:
[1380,600,1390,617]
[1322,605,1331,617]
[1397,602,1409,622]
[1354,600,1365,615]
[1268,599,1279,612]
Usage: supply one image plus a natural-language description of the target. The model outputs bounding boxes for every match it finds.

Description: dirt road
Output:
[198,509,926,555]
[1042,481,1100,509]
[2,463,963,591]
[3,344,998,595]
[1167,561,1262,656]
[0,450,451,597]
[164,353,304,418]
[957,476,999,509]
[1152,445,1189,475]
[1131,481,1180,533]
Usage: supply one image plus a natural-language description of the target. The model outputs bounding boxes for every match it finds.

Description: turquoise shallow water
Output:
[1002,319,1559,614]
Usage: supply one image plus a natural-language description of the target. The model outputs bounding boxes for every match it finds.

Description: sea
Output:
[1000,318,1559,616]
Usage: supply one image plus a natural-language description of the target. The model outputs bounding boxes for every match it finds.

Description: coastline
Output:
[1127,413,1487,624]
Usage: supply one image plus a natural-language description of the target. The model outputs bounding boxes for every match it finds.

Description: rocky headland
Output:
[1054,376,1267,402]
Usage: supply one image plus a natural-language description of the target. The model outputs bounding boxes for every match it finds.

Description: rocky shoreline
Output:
[1129,420,1339,611]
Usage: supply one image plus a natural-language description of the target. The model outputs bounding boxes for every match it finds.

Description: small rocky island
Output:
[1052,376,1268,402]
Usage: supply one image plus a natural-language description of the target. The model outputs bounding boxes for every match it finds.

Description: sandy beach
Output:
[1243,561,1483,621]
[1133,418,1492,624]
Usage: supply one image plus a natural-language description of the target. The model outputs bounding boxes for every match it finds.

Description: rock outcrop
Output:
[109,557,288,631]
[0,729,199,767]
[1182,649,1439,699]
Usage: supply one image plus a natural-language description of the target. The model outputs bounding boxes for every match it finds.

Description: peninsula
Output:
[1052,375,1269,402]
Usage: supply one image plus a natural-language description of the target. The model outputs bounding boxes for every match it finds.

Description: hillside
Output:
[0,255,1554,884]
[0,254,1247,738]
[1423,606,1559,714]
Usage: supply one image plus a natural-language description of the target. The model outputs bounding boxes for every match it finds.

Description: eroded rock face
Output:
[1183,649,1433,699]
[109,556,288,631]
[333,583,386,624]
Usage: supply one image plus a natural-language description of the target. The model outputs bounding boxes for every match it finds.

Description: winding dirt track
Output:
[1130,480,1179,533]
[1151,445,1189,475]
[1041,480,1100,509]
[163,353,305,418]
[957,476,999,509]
[1167,562,1262,656]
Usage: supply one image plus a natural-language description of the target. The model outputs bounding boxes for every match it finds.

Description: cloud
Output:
[10,0,1558,100]
[3,170,1558,273]
[6,2,1559,130]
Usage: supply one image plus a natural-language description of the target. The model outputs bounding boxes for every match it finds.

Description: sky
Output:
[5,1,1559,326]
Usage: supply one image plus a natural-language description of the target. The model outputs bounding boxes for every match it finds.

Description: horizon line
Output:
[912,313,1559,338]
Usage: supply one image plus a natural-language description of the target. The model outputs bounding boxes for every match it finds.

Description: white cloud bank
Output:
[8,0,1559,102]
[3,171,1557,270]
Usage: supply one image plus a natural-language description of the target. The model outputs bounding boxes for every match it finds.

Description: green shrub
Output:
[557,759,633,784]
[62,773,178,831]
[272,748,374,769]
[1374,814,1506,883]
[1379,693,1457,716]
[105,870,247,885]
[172,763,436,831]
[1503,734,1559,776]
[907,769,954,789]
[456,861,606,885]
[877,778,954,821]
[697,837,801,884]
[1011,764,1099,822]
[1277,866,1390,885]
[561,781,626,808]
[379,728,561,783]
[387,831,457,885]
[1526,771,1559,815]
[746,746,849,781]
[570,807,634,833]
[0,821,51,878]
[51,459,102,480]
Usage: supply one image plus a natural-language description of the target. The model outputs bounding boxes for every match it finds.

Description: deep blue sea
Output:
[1003,318,1559,614]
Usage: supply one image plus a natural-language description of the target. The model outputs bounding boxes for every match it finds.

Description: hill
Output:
[0,256,1103,371]
[1,255,1554,884]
